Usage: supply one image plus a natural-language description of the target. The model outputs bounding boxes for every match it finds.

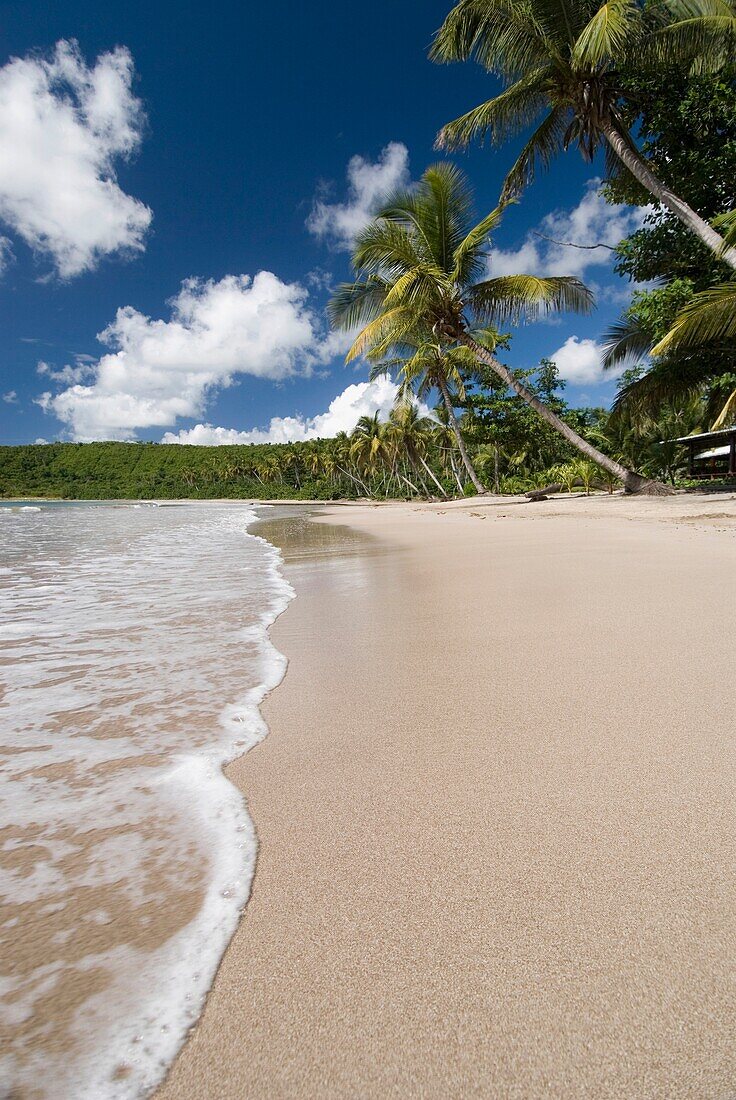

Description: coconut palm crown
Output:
[431,0,736,268]
[329,162,662,492]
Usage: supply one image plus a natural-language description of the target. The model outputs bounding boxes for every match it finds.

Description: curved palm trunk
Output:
[436,376,487,495]
[602,122,736,271]
[460,335,668,494]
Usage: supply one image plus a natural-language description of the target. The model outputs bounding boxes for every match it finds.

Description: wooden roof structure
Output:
[666,427,736,478]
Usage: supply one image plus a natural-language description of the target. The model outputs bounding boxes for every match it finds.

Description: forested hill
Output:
[0,442,350,500]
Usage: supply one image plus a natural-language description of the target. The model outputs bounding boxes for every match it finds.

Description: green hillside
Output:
[0,442,347,500]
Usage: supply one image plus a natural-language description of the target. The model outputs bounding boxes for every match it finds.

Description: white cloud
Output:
[0,236,13,272]
[38,272,342,440]
[0,39,151,277]
[547,336,619,385]
[2,389,18,403]
[37,358,96,386]
[491,181,648,280]
[307,142,410,250]
[162,374,407,445]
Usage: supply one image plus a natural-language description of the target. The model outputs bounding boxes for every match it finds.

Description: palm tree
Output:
[349,413,390,492]
[431,0,736,269]
[384,400,449,497]
[372,339,490,493]
[329,162,660,492]
[431,406,467,491]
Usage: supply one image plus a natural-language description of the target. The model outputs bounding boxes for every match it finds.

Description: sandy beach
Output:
[152,492,735,1100]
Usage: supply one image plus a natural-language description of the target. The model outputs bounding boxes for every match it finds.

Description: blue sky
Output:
[0,0,645,446]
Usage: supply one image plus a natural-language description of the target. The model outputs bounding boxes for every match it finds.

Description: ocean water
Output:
[0,501,294,1098]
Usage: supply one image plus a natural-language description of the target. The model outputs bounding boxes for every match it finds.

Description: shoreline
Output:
[0,501,296,1098]
[156,492,735,1098]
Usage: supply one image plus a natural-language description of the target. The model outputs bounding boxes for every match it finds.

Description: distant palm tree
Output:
[373,339,490,492]
[384,400,449,497]
[349,414,390,487]
[330,162,659,491]
[431,406,467,491]
[256,453,281,485]
[431,0,736,268]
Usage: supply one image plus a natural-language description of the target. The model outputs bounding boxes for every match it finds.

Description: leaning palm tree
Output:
[371,338,490,492]
[431,0,736,269]
[329,162,661,492]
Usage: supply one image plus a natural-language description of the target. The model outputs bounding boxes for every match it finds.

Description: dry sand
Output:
[157,492,736,1100]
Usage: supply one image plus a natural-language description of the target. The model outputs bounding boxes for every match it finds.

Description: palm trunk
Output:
[419,453,449,498]
[336,463,370,497]
[449,451,464,493]
[602,122,736,271]
[436,376,487,494]
[461,335,668,494]
[409,458,432,498]
[398,471,422,496]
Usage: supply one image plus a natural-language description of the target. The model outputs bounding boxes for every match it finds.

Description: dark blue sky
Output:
[0,0,641,445]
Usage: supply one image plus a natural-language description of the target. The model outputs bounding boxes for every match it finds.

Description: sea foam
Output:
[0,502,293,1097]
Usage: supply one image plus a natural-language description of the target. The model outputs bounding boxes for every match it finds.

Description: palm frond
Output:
[373,193,444,269]
[500,107,570,199]
[651,282,736,353]
[601,315,653,369]
[419,163,476,269]
[345,306,419,363]
[430,0,557,77]
[530,0,592,48]
[572,0,643,65]
[641,4,736,71]
[611,353,711,420]
[351,220,423,278]
[436,70,551,151]
[467,325,506,352]
[713,209,736,251]
[452,203,507,285]
[712,384,736,428]
[384,266,448,308]
[328,278,389,331]
[469,274,594,321]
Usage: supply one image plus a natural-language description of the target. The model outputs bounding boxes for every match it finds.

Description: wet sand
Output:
[158,492,736,1099]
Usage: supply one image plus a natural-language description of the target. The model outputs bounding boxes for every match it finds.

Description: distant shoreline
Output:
[0,496,372,506]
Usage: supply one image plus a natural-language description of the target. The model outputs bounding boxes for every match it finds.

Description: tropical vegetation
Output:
[1,361,717,501]
[329,161,661,492]
[430,0,736,266]
[601,71,736,432]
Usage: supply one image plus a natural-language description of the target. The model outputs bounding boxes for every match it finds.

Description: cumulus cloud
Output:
[491,182,648,280]
[0,39,151,277]
[547,336,618,385]
[2,389,18,403]
[162,374,406,445]
[38,272,341,440]
[307,142,410,250]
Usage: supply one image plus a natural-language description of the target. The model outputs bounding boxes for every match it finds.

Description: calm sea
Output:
[0,501,293,1098]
